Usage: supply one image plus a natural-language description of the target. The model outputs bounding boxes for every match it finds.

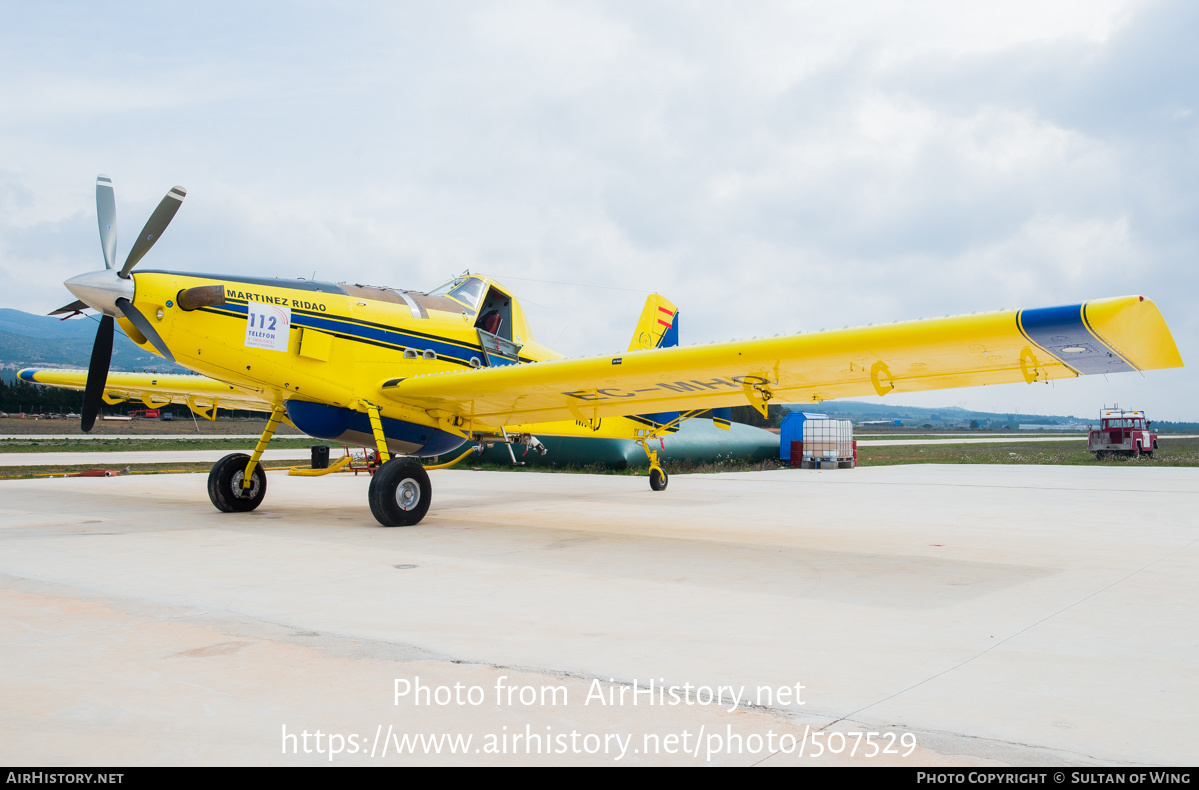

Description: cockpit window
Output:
[427,276,486,310]
[427,278,462,297]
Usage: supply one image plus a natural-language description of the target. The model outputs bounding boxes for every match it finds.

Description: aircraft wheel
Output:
[208,453,267,513]
[649,467,668,491]
[369,457,431,527]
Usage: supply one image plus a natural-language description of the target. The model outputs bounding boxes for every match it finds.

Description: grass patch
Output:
[857,437,1199,467]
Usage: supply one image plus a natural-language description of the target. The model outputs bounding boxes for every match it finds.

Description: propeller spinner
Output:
[58,175,186,431]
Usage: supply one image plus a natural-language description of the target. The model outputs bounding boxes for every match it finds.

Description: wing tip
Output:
[1084,295,1185,371]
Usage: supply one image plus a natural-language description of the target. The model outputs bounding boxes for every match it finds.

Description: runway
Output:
[2,465,1196,765]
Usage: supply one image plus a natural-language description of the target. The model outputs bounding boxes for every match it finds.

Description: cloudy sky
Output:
[2,1,1195,419]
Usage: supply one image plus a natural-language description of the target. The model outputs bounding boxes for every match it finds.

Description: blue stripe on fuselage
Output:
[202,302,484,367]
[202,299,535,367]
[1017,303,1135,375]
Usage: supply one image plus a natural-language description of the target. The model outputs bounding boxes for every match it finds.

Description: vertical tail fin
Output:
[628,294,679,351]
[628,294,681,431]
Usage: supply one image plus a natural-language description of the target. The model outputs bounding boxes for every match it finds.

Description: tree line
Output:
[0,378,266,420]
[0,378,85,414]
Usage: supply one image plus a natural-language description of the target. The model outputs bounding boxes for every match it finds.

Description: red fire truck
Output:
[1088,407,1158,459]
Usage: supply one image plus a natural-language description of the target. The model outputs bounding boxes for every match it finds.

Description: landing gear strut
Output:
[208,452,267,512]
[207,405,285,514]
[362,400,434,527]
[638,438,668,492]
[205,399,444,527]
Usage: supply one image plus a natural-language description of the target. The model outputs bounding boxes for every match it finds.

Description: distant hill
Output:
[0,308,189,375]
[804,400,1089,426]
[788,401,1199,433]
[737,399,1098,430]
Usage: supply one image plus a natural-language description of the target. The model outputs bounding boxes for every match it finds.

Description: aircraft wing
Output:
[16,369,274,415]
[379,296,1183,427]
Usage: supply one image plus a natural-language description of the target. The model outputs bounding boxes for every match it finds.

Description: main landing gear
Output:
[205,401,438,527]
[368,457,431,526]
[206,403,671,527]
[357,400,434,527]
[208,404,284,514]
[208,452,267,511]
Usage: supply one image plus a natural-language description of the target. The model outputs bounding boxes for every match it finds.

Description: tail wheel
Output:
[649,467,668,491]
[369,456,432,526]
[208,453,267,513]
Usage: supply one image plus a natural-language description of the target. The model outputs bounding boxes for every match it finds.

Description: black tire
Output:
[208,452,267,513]
[649,467,668,491]
[368,457,432,527]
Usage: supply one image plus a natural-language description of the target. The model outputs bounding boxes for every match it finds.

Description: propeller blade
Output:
[81,315,114,432]
[118,185,186,278]
[116,297,175,363]
[48,299,89,316]
[96,174,117,270]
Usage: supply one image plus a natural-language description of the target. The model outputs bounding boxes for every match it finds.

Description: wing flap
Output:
[378,296,1181,427]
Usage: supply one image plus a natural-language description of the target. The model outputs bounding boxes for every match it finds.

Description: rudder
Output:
[628,294,679,351]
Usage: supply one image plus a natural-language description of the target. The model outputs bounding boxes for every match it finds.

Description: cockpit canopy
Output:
[424,274,531,346]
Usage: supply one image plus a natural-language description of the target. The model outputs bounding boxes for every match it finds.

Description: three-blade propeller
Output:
[64,175,187,431]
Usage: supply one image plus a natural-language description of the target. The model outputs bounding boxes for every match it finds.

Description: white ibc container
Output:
[802,419,854,463]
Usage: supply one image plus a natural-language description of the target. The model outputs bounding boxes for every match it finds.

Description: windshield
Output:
[427,276,486,309]
[427,277,464,297]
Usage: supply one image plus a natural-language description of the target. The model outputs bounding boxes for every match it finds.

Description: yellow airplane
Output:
[21,176,1185,526]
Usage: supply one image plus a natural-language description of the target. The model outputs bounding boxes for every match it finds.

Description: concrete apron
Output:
[1,464,1196,766]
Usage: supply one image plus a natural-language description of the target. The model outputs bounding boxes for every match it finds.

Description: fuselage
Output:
[124,270,562,455]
